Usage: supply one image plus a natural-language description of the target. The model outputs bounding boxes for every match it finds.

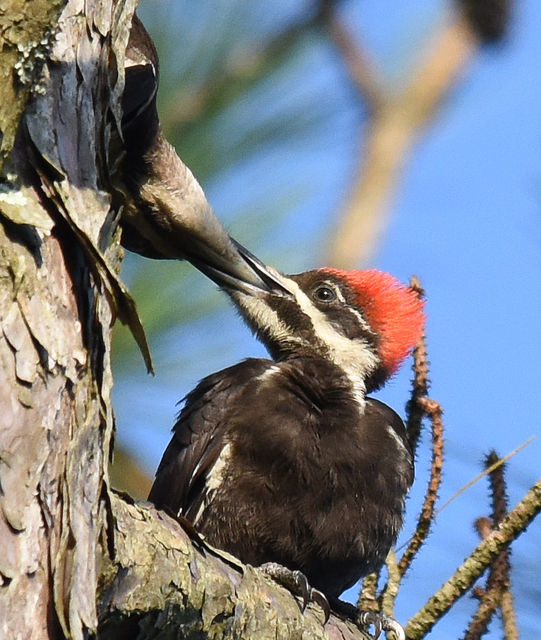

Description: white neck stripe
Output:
[279,275,378,397]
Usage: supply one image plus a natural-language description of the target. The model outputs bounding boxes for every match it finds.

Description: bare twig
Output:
[397,397,444,579]
[463,589,501,640]
[405,276,429,454]
[501,589,518,640]
[464,456,505,639]
[464,452,518,640]
[485,452,512,599]
[475,516,492,541]
[487,451,508,525]
[377,292,435,608]
[380,550,401,617]
[405,478,541,640]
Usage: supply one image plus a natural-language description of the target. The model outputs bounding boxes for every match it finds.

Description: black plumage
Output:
[149,356,413,598]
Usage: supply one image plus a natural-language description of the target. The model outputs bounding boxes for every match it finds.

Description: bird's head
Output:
[191,241,425,395]
[315,268,425,390]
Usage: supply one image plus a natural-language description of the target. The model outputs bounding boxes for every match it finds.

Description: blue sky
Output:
[114,1,541,636]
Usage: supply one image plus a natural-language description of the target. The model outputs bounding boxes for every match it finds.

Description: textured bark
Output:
[0,0,65,165]
[0,0,137,637]
[98,495,368,640]
[0,2,369,639]
[3,2,537,639]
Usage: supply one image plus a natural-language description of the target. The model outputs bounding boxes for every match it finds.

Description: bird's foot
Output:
[358,610,405,640]
[259,562,330,623]
[328,599,405,640]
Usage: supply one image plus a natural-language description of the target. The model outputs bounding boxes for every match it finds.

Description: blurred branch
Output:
[405,477,541,640]
[161,10,323,132]
[326,11,478,267]
[320,0,513,268]
[318,0,385,113]
[110,445,153,500]
[456,0,512,43]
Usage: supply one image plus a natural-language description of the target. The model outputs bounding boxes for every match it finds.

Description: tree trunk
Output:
[0,0,131,636]
[0,2,368,638]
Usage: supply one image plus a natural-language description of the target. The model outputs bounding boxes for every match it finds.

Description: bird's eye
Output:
[313,285,336,303]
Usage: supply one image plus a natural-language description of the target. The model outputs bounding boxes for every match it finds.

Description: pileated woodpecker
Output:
[149,243,425,631]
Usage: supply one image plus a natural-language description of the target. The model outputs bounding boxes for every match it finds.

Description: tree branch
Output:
[98,494,371,640]
[398,397,444,579]
[405,277,429,455]
[318,0,385,114]
[464,453,517,640]
[405,478,541,639]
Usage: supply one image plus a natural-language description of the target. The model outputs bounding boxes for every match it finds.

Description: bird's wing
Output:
[148,358,268,520]
[364,397,415,487]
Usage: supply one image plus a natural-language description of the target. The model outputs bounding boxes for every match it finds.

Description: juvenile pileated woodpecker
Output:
[149,243,425,632]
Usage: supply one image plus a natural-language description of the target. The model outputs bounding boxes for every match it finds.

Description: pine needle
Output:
[435,436,535,517]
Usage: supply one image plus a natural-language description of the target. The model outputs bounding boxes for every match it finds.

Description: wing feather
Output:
[148,358,269,519]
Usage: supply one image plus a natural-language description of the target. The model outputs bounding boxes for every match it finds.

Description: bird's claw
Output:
[359,611,382,639]
[359,610,405,640]
[290,570,330,623]
[260,563,330,623]
[383,617,406,640]
[309,587,331,623]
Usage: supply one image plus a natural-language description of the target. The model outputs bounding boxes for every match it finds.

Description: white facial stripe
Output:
[233,292,304,347]
[332,282,346,304]
[320,280,372,334]
[344,304,373,335]
[280,275,379,395]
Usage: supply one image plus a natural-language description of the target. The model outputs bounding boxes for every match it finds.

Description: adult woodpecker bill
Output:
[149,243,425,633]
[119,15,271,294]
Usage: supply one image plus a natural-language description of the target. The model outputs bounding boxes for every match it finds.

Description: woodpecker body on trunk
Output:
[149,261,424,600]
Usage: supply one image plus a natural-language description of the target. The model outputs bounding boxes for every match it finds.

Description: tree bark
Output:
[0,0,140,636]
[98,494,365,640]
[0,2,369,638]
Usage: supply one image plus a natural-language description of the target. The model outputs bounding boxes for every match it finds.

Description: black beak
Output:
[184,236,292,298]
